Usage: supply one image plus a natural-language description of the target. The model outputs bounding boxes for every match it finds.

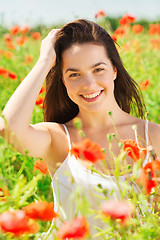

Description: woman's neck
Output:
[77,104,126,130]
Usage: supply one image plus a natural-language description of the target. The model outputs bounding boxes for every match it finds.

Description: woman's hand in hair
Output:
[39,29,61,70]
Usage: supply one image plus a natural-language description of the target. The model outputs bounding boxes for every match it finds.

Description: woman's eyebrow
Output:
[65,68,79,74]
[65,62,107,74]
[91,62,107,68]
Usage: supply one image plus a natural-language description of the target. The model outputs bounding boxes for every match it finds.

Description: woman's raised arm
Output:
[0,29,61,159]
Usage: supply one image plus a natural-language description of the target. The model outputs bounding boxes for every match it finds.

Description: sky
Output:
[0,0,160,27]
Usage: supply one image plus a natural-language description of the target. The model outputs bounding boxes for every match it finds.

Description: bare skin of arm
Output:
[0,29,68,170]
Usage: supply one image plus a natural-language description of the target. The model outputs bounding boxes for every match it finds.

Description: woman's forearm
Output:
[0,29,59,153]
[1,59,50,133]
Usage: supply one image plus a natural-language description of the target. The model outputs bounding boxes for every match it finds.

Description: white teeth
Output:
[82,90,101,99]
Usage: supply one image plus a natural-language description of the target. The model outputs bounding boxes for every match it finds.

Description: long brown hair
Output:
[44,19,146,123]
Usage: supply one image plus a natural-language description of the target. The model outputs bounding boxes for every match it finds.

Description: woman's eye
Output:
[94,68,104,73]
[69,73,80,78]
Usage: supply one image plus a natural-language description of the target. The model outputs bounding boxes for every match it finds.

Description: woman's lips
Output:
[80,90,103,102]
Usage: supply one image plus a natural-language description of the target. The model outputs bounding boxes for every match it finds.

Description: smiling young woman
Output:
[1,19,160,237]
[44,20,146,124]
[61,43,117,114]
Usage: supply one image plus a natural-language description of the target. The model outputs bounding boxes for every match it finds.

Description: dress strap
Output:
[62,124,72,151]
[145,119,149,148]
[142,119,150,166]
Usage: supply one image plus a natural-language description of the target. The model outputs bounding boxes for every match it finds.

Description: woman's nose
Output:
[82,74,96,90]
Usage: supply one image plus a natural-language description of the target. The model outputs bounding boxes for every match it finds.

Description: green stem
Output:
[114,176,124,199]
[93,227,116,238]
[90,165,107,178]
[17,155,28,177]
[109,113,120,141]
[19,174,43,205]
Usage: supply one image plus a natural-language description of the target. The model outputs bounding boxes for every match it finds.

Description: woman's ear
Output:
[113,67,117,80]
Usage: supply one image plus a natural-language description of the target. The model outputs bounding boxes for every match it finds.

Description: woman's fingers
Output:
[39,29,61,69]
[47,29,61,39]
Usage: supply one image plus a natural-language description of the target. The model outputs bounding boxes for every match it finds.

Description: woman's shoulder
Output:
[147,120,160,155]
[34,121,67,134]
[147,120,160,138]
[131,117,160,139]
[40,122,70,148]
[35,122,70,171]
[125,115,159,130]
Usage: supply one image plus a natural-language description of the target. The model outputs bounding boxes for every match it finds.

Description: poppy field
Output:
[0,12,160,239]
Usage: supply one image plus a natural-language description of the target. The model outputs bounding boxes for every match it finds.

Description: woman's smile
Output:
[80,90,103,102]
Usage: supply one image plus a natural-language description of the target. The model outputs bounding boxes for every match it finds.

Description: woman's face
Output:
[62,43,117,113]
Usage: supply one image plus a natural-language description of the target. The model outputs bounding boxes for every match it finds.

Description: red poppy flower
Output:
[126,14,136,23]
[35,95,44,105]
[10,25,20,35]
[139,79,151,90]
[132,24,144,34]
[20,25,30,35]
[137,159,160,195]
[57,216,89,239]
[31,32,41,40]
[95,9,106,19]
[0,210,39,236]
[24,55,34,65]
[8,71,18,80]
[111,35,117,42]
[0,67,8,78]
[5,40,15,50]
[119,17,128,26]
[114,27,126,36]
[119,14,136,26]
[15,36,26,46]
[33,159,49,174]
[121,139,147,162]
[101,200,133,224]
[150,39,160,50]
[39,85,46,94]
[149,23,160,35]
[23,201,58,221]
[3,33,12,42]
[70,138,106,163]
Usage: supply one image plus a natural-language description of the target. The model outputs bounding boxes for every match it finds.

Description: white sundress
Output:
[39,120,150,239]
